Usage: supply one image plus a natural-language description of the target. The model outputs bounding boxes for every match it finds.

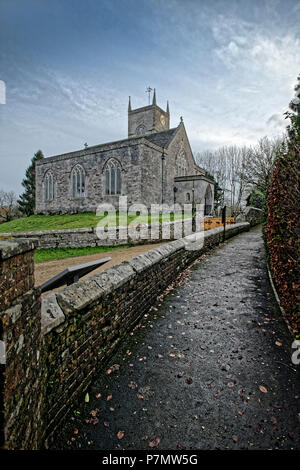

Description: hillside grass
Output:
[34,244,133,263]
[0,211,189,233]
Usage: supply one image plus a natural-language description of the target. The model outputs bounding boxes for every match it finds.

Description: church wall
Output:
[163,124,202,205]
[128,107,155,137]
[139,145,164,206]
[35,123,211,214]
[154,106,170,132]
[35,143,144,215]
[173,178,213,207]
[128,104,169,138]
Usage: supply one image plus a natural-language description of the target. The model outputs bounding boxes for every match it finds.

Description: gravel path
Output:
[53,226,300,450]
[35,242,164,291]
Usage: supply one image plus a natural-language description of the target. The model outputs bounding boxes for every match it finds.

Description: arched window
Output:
[71,165,85,198]
[176,143,187,176]
[135,124,146,136]
[204,185,213,215]
[44,170,55,201]
[105,159,121,195]
[186,192,190,202]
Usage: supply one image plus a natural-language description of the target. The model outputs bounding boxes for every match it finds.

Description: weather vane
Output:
[145,86,153,105]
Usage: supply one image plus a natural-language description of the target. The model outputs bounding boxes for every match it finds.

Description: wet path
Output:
[54,227,300,450]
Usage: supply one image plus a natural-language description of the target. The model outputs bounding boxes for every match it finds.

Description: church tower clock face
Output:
[160,114,166,126]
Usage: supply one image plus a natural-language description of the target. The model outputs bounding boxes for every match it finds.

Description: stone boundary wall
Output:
[236,207,262,227]
[0,222,250,449]
[0,239,44,449]
[0,220,194,250]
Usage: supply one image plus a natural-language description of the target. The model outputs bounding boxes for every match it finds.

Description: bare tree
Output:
[245,136,285,194]
[196,145,250,215]
[0,190,19,223]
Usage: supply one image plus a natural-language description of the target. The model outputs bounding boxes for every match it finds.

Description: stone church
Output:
[35,90,214,214]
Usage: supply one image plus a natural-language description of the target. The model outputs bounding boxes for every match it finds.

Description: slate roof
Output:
[144,127,178,149]
[39,126,179,164]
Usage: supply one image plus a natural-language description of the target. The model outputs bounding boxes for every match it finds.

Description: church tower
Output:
[128,89,170,138]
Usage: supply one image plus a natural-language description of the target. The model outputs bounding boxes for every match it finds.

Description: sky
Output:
[0,0,299,195]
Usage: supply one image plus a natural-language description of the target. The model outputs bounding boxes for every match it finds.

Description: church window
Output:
[204,185,213,215]
[105,159,122,195]
[186,192,190,202]
[71,164,85,198]
[176,143,187,177]
[135,124,146,136]
[44,170,55,201]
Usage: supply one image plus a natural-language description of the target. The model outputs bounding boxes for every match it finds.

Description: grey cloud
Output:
[266,113,286,128]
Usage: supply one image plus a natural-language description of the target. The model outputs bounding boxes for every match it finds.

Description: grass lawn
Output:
[34,244,133,263]
[0,211,190,233]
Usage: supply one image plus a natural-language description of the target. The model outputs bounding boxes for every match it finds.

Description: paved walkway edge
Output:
[267,264,296,339]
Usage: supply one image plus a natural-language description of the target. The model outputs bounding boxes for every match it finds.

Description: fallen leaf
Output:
[95,393,101,399]
[227,382,235,388]
[137,394,144,400]
[104,421,109,427]
[185,377,193,384]
[107,395,113,401]
[117,430,125,440]
[275,341,282,347]
[149,437,161,448]
[254,423,263,434]
[232,435,238,443]
[128,381,137,389]
[85,393,89,403]
[73,429,79,435]
[259,385,268,394]
[109,407,115,412]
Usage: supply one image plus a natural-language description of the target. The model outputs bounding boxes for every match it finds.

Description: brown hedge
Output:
[265,141,300,335]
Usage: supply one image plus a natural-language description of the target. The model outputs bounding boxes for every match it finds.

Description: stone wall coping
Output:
[0,227,95,236]
[0,237,38,260]
[245,206,262,214]
[54,262,136,316]
[0,218,194,238]
[41,293,65,335]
